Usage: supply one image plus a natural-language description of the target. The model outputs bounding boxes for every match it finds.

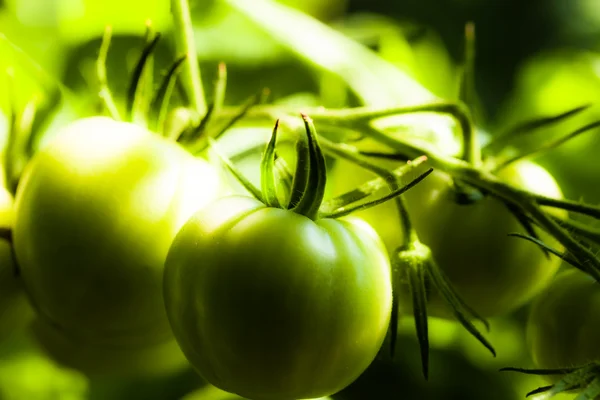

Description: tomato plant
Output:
[13,116,225,351]
[331,157,565,318]
[526,268,600,379]
[164,116,394,400]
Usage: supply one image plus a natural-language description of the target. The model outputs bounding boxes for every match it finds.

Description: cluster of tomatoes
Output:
[3,15,600,400]
[0,99,597,400]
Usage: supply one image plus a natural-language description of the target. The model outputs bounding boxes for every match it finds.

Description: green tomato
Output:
[164,195,393,400]
[330,158,565,318]
[30,318,189,377]
[0,187,34,342]
[526,268,600,382]
[13,116,225,350]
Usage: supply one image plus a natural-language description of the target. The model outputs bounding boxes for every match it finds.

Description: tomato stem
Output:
[456,22,482,167]
[348,121,600,280]
[210,102,600,281]
[552,216,600,246]
[170,0,207,117]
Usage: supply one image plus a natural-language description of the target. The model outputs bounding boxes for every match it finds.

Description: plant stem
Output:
[171,0,206,116]
[357,123,600,277]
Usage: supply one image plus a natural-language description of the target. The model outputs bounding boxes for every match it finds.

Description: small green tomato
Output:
[13,116,224,349]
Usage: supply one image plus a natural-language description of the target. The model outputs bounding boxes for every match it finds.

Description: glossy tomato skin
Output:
[0,187,34,342]
[330,159,564,318]
[13,117,224,349]
[164,196,393,400]
[526,268,600,383]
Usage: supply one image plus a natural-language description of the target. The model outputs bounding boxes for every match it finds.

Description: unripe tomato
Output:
[526,268,600,383]
[0,187,34,342]
[164,195,393,400]
[330,158,564,318]
[13,117,224,349]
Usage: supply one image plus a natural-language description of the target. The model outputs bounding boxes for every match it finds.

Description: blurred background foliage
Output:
[0,0,599,399]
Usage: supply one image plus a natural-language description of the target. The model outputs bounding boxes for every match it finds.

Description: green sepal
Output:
[484,104,591,155]
[150,55,186,135]
[188,88,268,155]
[207,138,264,203]
[320,156,429,214]
[424,251,495,353]
[126,33,161,122]
[290,114,327,220]
[260,119,281,208]
[493,120,600,172]
[501,363,600,399]
[287,136,309,209]
[273,151,294,203]
[393,248,431,380]
[95,26,122,120]
[322,168,433,219]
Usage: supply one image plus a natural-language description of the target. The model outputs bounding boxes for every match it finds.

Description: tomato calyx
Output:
[95,24,260,154]
[389,238,496,380]
[212,113,434,222]
[501,363,600,399]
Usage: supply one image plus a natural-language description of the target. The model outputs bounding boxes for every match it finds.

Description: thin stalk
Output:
[170,0,206,116]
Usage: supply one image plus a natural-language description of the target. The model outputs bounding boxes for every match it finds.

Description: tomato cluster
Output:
[5,92,596,398]
[0,24,596,400]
